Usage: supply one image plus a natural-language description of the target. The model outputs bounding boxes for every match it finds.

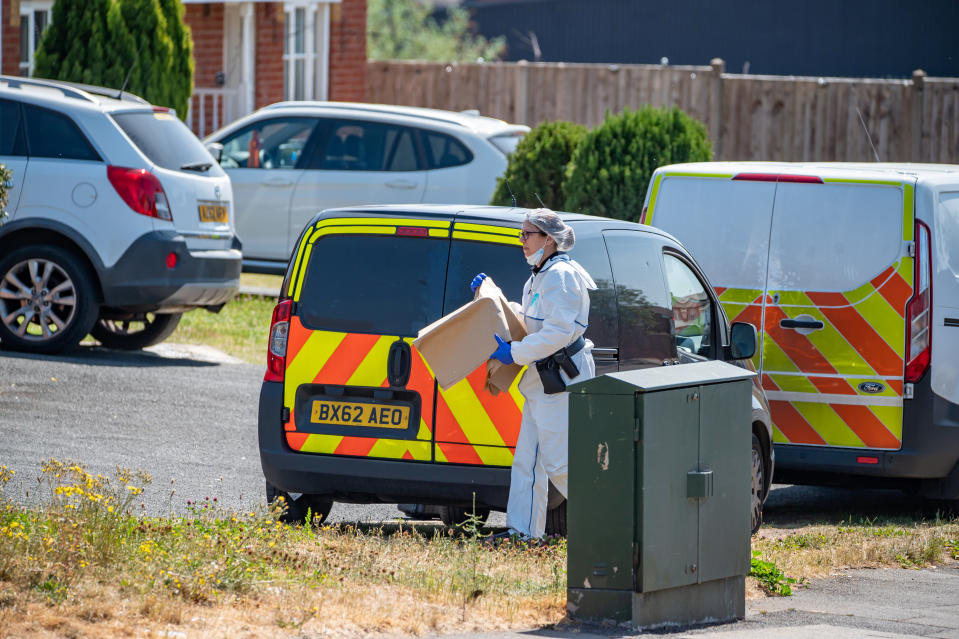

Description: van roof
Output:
[656,161,959,183]
[316,204,624,226]
[311,204,679,243]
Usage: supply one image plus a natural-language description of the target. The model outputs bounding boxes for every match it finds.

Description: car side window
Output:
[23,104,100,161]
[219,117,317,169]
[567,232,618,351]
[422,131,472,169]
[603,231,675,369]
[0,99,26,156]
[312,120,422,172]
[663,253,714,360]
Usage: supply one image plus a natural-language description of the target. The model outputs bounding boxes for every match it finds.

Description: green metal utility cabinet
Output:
[566,360,755,630]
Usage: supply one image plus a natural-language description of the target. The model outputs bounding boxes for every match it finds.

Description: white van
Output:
[643,162,959,499]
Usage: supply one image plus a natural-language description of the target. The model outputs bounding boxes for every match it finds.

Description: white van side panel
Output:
[933,191,959,404]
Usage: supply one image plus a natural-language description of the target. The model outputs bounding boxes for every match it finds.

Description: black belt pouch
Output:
[535,357,567,394]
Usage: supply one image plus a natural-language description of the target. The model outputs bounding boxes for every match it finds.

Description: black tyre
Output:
[265,481,333,525]
[0,245,99,354]
[438,505,490,527]
[751,433,766,535]
[545,499,567,537]
[91,312,182,350]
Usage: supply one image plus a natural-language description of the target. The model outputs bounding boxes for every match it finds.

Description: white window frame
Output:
[283,0,336,102]
[19,0,54,77]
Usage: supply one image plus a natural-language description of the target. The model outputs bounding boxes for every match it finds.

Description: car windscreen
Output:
[297,234,448,336]
[111,111,217,173]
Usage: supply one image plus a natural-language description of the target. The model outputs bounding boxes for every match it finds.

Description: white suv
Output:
[203,102,528,273]
[0,76,241,354]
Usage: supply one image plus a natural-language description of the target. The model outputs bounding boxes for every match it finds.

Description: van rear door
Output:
[432,221,528,467]
[762,179,915,450]
[280,215,450,461]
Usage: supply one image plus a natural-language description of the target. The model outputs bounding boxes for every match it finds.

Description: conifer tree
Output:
[33,0,194,121]
[158,0,194,119]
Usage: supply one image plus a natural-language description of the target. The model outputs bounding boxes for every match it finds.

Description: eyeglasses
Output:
[520,230,547,241]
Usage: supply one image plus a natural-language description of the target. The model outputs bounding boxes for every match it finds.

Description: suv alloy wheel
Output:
[0,245,99,353]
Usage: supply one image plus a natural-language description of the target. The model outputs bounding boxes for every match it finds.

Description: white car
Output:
[203,102,528,273]
[0,76,240,354]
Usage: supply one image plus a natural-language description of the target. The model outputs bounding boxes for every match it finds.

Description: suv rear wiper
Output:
[180,161,212,172]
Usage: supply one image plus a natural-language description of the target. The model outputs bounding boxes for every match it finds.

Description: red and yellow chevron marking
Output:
[281,318,434,461]
[720,257,912,451]
[434,365,524,467]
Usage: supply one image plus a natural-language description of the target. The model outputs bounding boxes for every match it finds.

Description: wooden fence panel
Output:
[365,61,959,164]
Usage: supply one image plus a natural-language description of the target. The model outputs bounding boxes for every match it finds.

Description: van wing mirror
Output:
[205,141,224,163]
[727,322,757,360]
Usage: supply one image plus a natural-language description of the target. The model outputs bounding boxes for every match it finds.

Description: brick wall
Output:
[254,3,284,109]
[2,0,20,76]
[184,3,224,136]
[329,0,366,101]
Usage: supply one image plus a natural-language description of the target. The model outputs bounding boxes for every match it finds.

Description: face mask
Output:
[526,247,544,266]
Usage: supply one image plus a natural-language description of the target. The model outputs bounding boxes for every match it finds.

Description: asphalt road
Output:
[0,343,507,526]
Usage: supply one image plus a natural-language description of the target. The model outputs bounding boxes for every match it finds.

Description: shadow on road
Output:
[0,343,221,368]
[764,483,958,528]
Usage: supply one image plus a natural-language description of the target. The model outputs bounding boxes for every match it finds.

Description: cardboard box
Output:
[414,278,526,392]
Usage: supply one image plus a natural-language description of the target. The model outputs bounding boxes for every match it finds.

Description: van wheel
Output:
[91,312,182,350]
[438,505,490,527]
[0,245,99,354]
[266,481,333,525]
[545,500,567,537]
[751,433,766,535]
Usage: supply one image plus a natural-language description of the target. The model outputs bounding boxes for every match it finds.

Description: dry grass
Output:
[0,462,566,639]
[753,519,959,581]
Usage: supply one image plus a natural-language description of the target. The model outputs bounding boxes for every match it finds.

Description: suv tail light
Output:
[905,220,932,383]
[265,299,293,382]
[107,166,173,221]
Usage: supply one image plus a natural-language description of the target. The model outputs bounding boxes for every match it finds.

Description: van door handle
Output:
[780,318,824,330]
[387,340,412,388]
[262,177,293,187]
[386,180,417,190]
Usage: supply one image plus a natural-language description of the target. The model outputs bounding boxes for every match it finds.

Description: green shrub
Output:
[490,120,587,209]
[563,106,712,221]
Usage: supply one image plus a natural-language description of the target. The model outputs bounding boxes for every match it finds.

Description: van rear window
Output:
[297,234,447,336]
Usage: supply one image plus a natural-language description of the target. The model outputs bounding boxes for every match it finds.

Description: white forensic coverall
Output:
[504,253,597,538]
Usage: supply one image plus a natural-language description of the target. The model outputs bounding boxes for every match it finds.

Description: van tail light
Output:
[905,220,932,383]
[107,166,173,221]
[732,173,823,184]
[264,300,293,382]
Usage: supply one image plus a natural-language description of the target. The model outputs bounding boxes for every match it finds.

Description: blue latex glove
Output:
[470,272,487,292]
[490,334,514,365]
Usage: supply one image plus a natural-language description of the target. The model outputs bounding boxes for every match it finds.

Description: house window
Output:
[19,1,54,77]
[283,5,311,101]
[283,2,331,101]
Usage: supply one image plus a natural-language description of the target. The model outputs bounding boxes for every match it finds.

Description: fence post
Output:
[710,58,725,159]
[911,69,926,162]
[515,60,530,125]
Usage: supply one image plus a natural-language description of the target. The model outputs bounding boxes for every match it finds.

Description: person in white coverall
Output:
[471,209,597,539]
